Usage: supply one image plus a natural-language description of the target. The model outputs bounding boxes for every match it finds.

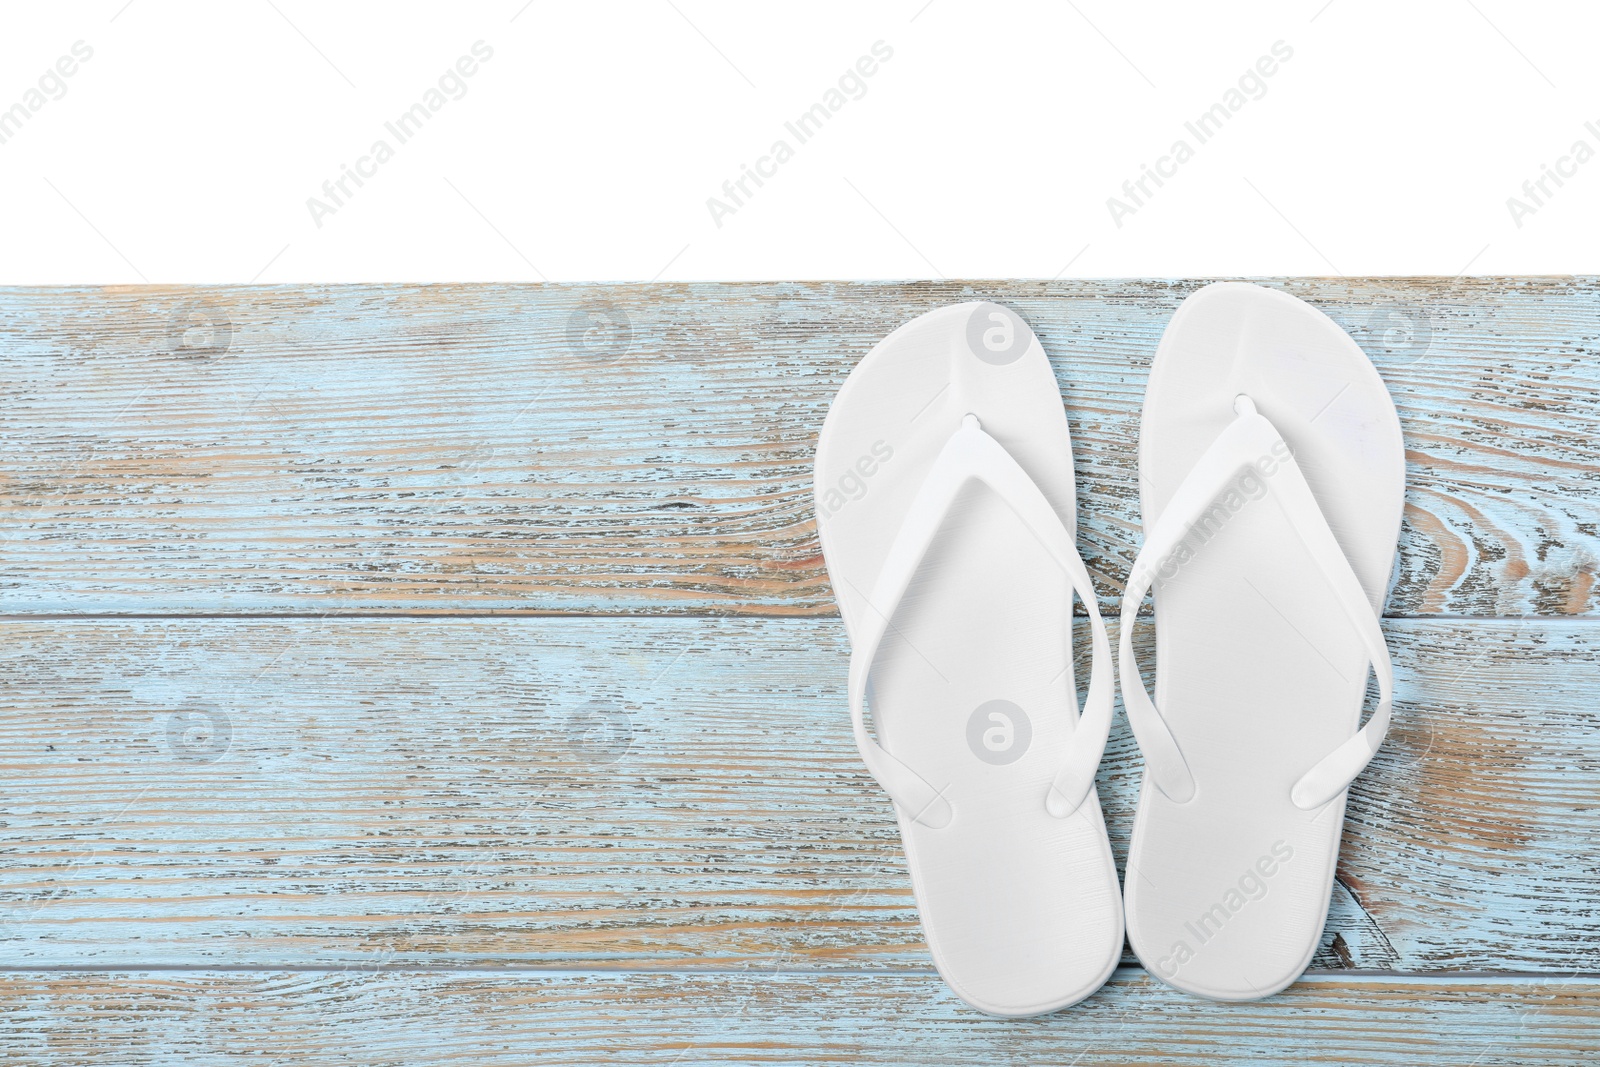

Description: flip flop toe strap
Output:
[1119,396,1394,811]
[845,415,1116,828]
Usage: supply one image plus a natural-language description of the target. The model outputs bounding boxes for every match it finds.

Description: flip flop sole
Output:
[816,302,1123,1016]
[1124,282,1405,1000]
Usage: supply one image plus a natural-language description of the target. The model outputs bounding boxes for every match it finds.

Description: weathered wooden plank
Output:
[0,279,1593,616]
[1,970,1596,1065]
[1,616,1594,972]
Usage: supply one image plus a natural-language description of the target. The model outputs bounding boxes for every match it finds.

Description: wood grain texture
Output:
[0,279,1594,616]
[3,282,1595,1058]
[2,970,1597,1065]
[2,616,1594,973]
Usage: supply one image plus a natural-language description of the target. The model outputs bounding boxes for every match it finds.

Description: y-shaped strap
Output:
[847,415,1115,828]
[1119,396,1393,810]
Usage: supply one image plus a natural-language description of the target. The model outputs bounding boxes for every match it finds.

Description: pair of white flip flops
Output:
[814,282,1405,1016]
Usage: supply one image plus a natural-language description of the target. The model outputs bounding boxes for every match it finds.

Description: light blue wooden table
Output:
[0,280,1595,1063]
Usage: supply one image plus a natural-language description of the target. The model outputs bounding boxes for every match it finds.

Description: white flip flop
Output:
[1120,282,1406,1000]
[814,302,1123,1017]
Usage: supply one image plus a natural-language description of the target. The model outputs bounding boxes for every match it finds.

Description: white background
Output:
[1,0,1595,283]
